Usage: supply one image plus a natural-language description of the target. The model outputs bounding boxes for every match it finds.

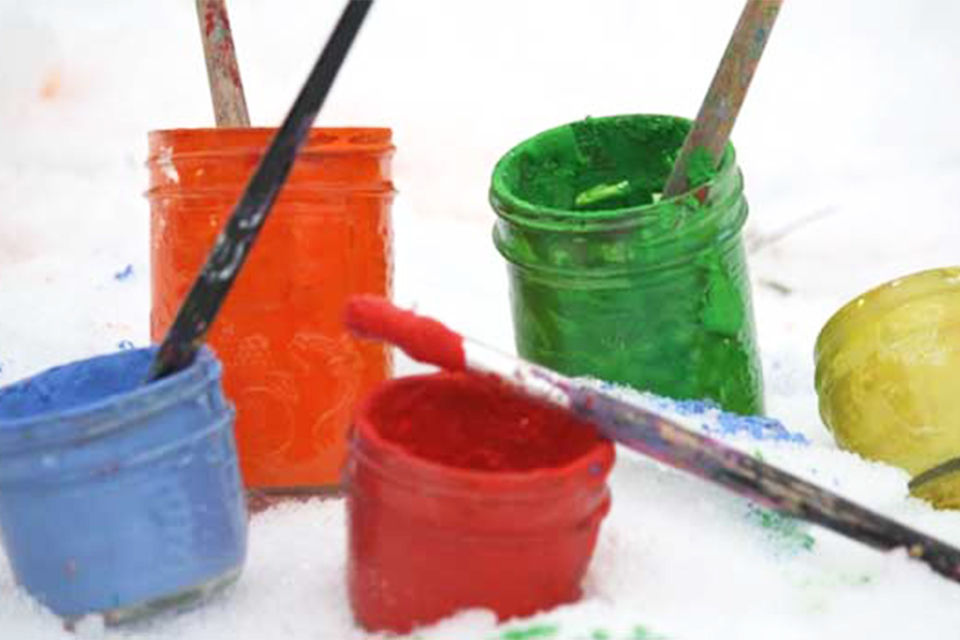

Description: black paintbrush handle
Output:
[569,388,960,583]
[147,0,374,382]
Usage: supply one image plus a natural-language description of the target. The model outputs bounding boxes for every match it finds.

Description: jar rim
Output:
[814,266,960,366]
[0,346,220,453]
[489,113,737,231]
[350,372,615,493]
[147,126,394,161]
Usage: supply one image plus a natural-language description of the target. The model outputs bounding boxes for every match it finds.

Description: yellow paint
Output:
[911,468,960,510]
[815,267,960,476]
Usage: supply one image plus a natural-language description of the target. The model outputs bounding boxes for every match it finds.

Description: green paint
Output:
[746,451,812,550]
[515,116,689,212]
[747,503,815,552]
[498,624,559,640]
[491,114,763,414]
[575,180,631,207]
[684,146,719,189]
[631,625,669,639]
[486,624,670,640]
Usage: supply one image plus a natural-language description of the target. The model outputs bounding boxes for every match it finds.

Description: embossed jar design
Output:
[147,128,394,493]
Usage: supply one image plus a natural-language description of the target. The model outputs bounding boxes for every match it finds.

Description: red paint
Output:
[203,4,216,37]
[372,372,601,471]
[347,372,615,633]
[202,0,243,90]
[345,296,466,371]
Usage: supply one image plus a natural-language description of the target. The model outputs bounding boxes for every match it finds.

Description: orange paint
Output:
[38,69,61,100]
[147,127,394,491]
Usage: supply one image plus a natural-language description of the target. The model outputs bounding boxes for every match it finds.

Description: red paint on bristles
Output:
[345,296,467,371]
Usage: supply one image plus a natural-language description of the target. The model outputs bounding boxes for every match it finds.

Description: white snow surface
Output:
[2,0,960,637]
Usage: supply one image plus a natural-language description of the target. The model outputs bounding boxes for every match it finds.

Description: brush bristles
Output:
[344,296,466,371]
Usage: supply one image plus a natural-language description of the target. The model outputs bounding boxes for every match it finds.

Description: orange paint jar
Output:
[147,128,394,493]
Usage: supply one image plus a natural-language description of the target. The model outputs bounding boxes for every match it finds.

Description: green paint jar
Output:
[490,114,763,414]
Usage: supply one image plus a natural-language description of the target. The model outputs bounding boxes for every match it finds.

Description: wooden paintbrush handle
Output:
[196,0,251,127]
[149,0,374,382]
[663,0,783,197]
[570,388,960,583]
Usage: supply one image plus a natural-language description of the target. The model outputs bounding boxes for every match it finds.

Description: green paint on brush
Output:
[591,630,611,640]
[684,146,719,189]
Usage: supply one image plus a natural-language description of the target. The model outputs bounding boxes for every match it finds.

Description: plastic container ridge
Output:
[0,346,247,622]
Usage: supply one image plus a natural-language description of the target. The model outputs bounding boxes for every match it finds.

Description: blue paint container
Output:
[0,346,247,622]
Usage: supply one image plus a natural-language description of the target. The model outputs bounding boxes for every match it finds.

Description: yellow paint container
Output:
[815,267,960,478]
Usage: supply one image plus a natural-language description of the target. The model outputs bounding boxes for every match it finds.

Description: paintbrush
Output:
[663,0,783,197]
[576,0,783,208]
[146,0,374,382]
[344,295,960,586]
[196,0,250,127]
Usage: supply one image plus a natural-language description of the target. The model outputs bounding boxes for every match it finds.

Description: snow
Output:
[2,0,960,637]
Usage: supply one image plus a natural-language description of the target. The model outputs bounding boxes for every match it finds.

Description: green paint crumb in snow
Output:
[746,451,815,552]
[748,503,815,552]
[632,625,669,639]
[498,624,558,640]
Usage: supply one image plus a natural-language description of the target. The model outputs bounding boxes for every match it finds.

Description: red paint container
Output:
[346,372,615,633]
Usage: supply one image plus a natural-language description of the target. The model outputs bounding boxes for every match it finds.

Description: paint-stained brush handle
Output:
[147,0,374,382]
[344,296,960,586]
[570,389,960,583]
[663,0,783,197]
[196,0,250,127]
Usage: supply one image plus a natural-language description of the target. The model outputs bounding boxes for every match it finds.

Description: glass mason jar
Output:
[490,114,763,415]
[147,128,394,494]
[815,267,960,477]
[346,372,614,633]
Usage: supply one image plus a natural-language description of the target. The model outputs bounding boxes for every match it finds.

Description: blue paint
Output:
[113,264,134,281]
[0,346,247,620]
[663,398,719,416]
[117,340,135,351]
[710,412,808,444]
[591,381,808,443]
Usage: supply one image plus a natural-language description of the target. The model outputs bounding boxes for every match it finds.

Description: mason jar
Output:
[491,114,763,415]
